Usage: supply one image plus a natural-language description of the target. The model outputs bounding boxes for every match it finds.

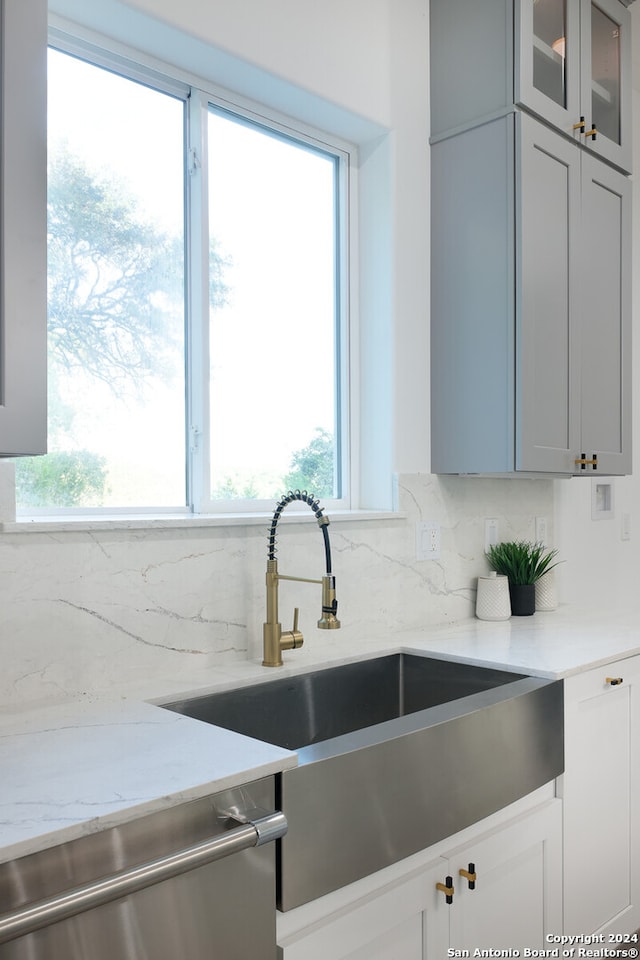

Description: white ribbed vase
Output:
[535,570,558,611]
[475,572,511,621]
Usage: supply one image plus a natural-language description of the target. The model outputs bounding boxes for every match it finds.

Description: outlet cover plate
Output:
[416,521,441,561]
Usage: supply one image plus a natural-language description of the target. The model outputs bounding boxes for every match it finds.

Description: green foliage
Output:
[209,429,335,503]
[486,540,560,585]
[15,451,108,508]
[211,474,260,500]
[283,429,335,499]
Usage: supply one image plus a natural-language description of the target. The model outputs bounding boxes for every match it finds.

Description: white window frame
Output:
[186,89,354,515]
[32,26,356,520]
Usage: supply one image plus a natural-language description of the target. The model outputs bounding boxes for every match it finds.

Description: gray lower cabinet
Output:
[0,0,47,456]
[431,110,630,476]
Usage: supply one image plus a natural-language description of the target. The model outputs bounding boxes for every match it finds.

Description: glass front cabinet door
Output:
[516,0,631,172]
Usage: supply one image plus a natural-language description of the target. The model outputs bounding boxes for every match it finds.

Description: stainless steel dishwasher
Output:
[0,775,286,959]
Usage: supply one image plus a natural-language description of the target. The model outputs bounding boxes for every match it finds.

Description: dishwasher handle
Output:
[0,809,287,946]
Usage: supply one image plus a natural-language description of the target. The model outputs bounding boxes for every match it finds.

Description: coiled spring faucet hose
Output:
[267,490,332,574]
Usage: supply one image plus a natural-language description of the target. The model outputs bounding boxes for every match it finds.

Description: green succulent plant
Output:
[485,540,560,586]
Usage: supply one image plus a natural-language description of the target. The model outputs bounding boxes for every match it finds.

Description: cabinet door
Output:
[278,859,448,960]
[516,0,582,135]
[517,113,581,473]
[579,0,632,172]
[0,0,47,455]
[562,657,640,935]
[578,154,630,475]
[442,800,562,952]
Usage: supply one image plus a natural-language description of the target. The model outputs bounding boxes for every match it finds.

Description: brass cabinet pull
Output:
[436,876,454,904]
[583,123,597,141]
[574,453,598,471]
[606,676,624,686]
[459,862,477,889]
[573,116,585,133]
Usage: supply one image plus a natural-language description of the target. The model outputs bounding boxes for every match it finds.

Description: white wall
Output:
[116,0,395,125]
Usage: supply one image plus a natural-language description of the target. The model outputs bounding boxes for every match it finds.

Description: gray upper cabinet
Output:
[518,115,630,474]
[431,0,632,173]
[0,0,47,456]
[517,115,581,474]
[517,0,632,173]
[430,0,631,477]
[578,152,631,474]
[430,0,515,141]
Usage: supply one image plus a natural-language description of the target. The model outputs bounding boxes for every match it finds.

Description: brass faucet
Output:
[263,491,340,667]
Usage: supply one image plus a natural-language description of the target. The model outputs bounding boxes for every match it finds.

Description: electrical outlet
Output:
[484,518,498,554]
[535,516,547,545]
[416,521,441,561]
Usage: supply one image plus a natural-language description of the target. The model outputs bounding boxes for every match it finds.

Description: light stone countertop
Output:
[0,697,295,865]
[2,602,639,866]
[399,603,640,679]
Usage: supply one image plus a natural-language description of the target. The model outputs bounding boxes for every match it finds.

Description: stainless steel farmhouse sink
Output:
[162,653,563,910]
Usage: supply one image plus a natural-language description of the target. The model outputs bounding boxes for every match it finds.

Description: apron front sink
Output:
[163,653,564,909]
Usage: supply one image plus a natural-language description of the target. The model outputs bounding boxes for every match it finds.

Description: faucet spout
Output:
[262,491,340,667]
[318,574,340,629]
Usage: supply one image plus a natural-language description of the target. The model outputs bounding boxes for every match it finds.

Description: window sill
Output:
[3,508,404,534]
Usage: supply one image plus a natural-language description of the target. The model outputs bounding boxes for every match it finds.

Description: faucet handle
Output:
[281,608,304,652]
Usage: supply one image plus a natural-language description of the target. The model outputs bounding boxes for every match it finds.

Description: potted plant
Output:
[485,541,560,616]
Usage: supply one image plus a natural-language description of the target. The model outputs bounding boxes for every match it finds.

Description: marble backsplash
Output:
[0,473,554,707]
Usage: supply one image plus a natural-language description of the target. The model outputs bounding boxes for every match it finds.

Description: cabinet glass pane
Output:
[533,0,567,108]
[591,4,621,145]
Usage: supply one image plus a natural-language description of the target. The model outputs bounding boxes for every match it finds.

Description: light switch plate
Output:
[484,518,498,554]
[621,513,631,541]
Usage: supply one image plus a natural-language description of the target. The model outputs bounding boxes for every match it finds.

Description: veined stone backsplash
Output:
[0,473,554,707]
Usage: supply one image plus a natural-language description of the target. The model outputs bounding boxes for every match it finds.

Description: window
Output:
[16,41,350,515]
[205,108,342,506]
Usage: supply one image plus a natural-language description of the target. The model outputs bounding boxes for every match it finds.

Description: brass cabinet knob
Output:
[606,676,624,686]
